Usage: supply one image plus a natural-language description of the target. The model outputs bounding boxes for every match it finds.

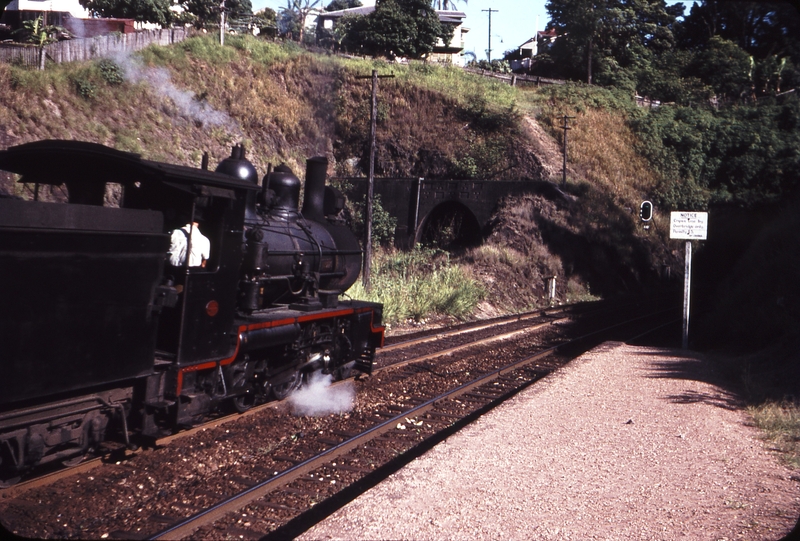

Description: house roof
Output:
[519,30,557,50]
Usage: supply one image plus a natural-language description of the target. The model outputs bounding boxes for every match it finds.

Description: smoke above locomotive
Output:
[0,140,384,486]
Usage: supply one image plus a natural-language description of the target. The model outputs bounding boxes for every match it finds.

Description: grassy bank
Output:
[346,248,485,328]
[749,401,800,469]
[0,34,681,320]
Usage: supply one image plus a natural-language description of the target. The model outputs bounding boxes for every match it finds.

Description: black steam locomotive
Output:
[0,140,384,485]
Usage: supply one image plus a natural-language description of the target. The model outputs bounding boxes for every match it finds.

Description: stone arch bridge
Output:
[344,178,563,248]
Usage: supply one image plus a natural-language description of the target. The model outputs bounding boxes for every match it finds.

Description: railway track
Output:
[0,306,572,499]
[0,300,680,540]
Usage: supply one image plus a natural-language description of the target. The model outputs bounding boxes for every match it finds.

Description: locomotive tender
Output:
[0,140,384,485]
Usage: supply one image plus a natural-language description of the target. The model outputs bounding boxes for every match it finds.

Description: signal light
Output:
[640,201,653,222]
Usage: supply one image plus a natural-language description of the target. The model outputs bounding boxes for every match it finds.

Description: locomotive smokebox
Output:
[302,156,328,221]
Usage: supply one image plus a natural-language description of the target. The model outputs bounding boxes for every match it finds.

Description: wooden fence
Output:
[463,67,566,87]
[0,28,189,68]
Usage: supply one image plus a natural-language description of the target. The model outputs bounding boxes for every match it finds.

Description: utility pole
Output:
[219,0,226,46]
[355,70,394,292]
[561,114,575,189]
[482,8,498,61]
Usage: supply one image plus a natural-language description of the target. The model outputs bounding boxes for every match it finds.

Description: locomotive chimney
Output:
[302,156,328,221]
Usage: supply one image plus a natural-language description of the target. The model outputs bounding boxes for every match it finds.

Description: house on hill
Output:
[2,0,135,38]
[316,6,469,65]
[508,29,557,72]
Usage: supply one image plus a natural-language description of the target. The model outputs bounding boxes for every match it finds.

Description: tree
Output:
[677,1,800,98]
[546,0,605,83]
[340,0,453,59]
[325,0,361,11]
[183,0,253,30]
[12,16,64,70]
[253,8,278,36]
[279,0,321,42]
[677,1,800,58]
[227,0,254,32]
[686,36,752,100]
[79,0,173,26]
[545,0,679,88]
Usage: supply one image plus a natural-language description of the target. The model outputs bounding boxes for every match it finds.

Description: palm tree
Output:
[13,17,64,70]
[281,0,321,42]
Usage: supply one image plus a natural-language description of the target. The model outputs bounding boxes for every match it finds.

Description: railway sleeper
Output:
[224,526,262,540]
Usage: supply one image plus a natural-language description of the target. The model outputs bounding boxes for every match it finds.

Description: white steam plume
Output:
[109,51,241,134]
[288,372,355,417]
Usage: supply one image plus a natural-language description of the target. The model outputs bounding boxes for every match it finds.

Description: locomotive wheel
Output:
[232,392,255,413]
[0,473,21,488]
[272,370,301,400]
[229,362,255,413]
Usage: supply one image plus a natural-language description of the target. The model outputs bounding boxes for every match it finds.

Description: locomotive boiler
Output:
[0,140,384,486]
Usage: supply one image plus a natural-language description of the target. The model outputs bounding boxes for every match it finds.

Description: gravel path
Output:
[300,342,800,540]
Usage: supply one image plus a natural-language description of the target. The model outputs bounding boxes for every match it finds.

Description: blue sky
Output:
[251,0,691,61]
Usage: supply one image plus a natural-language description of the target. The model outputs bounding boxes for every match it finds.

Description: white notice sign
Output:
[670,211,708,240]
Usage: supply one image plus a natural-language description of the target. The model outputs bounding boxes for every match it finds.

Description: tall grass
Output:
[749,401,800,468]
[346,248,485,326]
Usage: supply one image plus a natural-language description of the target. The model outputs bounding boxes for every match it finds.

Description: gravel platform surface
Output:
[300,342,800,540]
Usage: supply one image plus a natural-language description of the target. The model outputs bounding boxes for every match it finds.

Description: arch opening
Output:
[415,201,482,251]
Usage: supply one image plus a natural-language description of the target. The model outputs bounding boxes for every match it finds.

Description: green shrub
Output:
[97,59,124,85]
[345,192,397,247]
[347,248,485,325]
[74,77,96,100]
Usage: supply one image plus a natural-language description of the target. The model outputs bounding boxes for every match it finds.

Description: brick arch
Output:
[414,200,482,248]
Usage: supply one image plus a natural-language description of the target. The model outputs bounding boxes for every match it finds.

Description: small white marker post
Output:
[669,211,708,349]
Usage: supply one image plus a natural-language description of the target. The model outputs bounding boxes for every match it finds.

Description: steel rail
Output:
[149,349,559,540]
[148,307,676,540]
[381,307,569,352]
[1,310,567,497]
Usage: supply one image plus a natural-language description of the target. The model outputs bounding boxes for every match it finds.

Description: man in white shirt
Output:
[168,222,210,268]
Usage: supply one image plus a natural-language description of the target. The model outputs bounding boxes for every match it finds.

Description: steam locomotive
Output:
[0,140,384,486]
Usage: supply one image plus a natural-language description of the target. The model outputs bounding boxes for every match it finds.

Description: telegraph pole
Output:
[219,0,226,46]
[365,70,378,292]
[482,8,498,61]
[356,70,394,291]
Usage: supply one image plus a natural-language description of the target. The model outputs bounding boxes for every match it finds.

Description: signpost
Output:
[669,212,708,349]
